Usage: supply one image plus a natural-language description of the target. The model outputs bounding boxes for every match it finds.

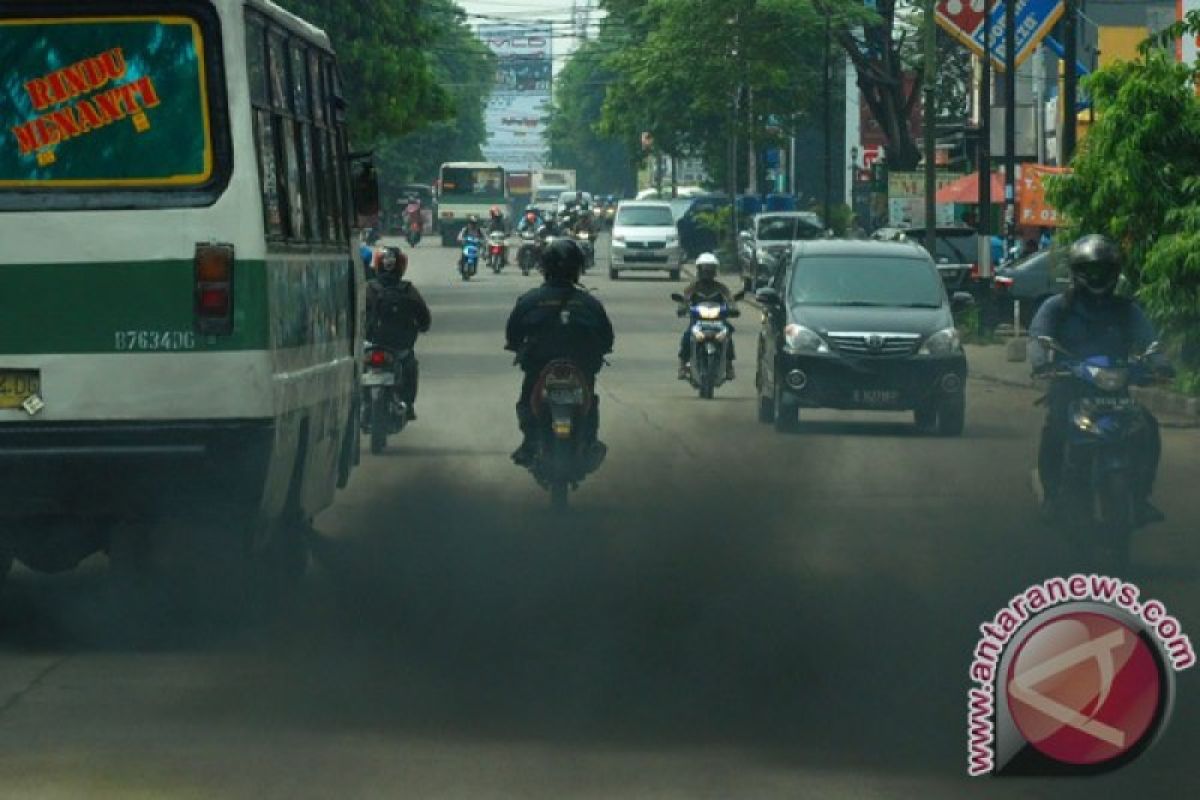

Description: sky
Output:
[459,0,601,66]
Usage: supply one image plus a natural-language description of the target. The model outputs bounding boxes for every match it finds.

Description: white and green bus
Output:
[0,0,376,600]
[437,160,507,245]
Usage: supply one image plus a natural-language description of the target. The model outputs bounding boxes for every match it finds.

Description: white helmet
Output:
[696,252,720,280]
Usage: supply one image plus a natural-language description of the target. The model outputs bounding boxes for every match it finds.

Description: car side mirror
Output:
[670,292,685,303]
[755,287,781,306]
[950,291,975,314]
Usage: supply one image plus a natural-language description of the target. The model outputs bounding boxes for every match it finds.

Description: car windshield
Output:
[617,206,674,227]
[903,230,978,265]
[790,255,944,308]
[757,216,823,242]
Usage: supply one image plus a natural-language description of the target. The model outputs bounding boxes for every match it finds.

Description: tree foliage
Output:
[374,0,494,191]
[277,0,451,144]
[548,36,638,196]
[598,0,826,189]
[1047,44,1200,368]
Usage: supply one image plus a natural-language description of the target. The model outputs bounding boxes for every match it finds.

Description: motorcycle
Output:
[673,291,743,399]
[517,230,542,276]
[571,229,595,272]
[522,358,603,509]
[1033,336,1165,567]
[459,233,480,281]
[406,219,422,247]
[487,231,507,273]
[361,343,410,454]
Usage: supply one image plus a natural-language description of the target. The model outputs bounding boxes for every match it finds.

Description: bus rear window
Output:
[0,11,227,204]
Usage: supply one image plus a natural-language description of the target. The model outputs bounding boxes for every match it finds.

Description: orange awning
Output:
[935,172,1006,205]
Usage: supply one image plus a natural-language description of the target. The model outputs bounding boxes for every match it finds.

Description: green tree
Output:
[548,37,638,196]
[599,0,825,191]
[374,0,494,193]
[1047,44,1200,372]
[277,0,451,144]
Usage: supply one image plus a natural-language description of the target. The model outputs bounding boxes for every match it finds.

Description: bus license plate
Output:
[852,388,899,406]
[0,370,40,409]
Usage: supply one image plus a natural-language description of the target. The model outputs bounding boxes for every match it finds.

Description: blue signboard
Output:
[973,0,1065,72]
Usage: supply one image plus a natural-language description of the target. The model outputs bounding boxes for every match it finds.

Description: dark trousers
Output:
[1038,384,1161,500]
[517,368,600,442]
[399,355,419,407]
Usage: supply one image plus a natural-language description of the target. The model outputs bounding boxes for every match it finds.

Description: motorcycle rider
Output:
[404,194,422,233]
[366,247,432,421]
[457,215,484,271]
[505,239,614,466]
[487,205,508,266]
[677,252,738,381]
[1029,234,1171,523]
[517,206,543,235]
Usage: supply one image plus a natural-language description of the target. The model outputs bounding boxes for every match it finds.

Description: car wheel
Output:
[938,394,966,437]
[669,269,681,281]
[773,381,798,433]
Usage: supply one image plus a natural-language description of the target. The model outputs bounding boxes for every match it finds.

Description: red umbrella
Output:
[935,172,1005,205]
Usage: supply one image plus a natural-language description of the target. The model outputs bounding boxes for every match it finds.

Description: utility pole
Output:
[823,9,833,227]
[978,0,993,278]
[1062,0,1078,163]
[923,0,937,256]
[1004,0,1016,257]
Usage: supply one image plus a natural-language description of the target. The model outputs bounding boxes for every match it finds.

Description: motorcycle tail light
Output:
[367,350,388,367]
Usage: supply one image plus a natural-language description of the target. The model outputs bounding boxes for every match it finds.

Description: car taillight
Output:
[195,243,234,335]
[970,263,980,279]
[367,350,388,367]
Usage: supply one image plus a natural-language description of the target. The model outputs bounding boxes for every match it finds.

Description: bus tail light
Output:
[195,243,234,335]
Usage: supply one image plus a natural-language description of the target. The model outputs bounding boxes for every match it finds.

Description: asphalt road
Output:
[1,236,1198,799]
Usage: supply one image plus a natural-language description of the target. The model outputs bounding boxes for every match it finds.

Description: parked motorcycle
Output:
[521,358,603,509]
[673,291,743,399]
[487,231,506,273]
[459,233,480,281]
[361,344,410,454]
[1032,336,1166,567]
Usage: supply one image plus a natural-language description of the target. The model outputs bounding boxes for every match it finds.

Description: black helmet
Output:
[541,238,585,285]
[1068,234,1122,297]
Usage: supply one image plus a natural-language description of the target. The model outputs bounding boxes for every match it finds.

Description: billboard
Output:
[478,24,552,169]
[935,0,1065,72]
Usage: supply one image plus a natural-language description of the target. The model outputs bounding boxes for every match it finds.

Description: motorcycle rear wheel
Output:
[370,397,389,454]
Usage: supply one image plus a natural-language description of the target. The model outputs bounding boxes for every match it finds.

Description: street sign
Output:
[1018,164,1069,227]
[935,0,1065,72]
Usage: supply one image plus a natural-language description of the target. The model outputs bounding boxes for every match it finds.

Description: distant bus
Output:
[437,161,507,245]
[0,0,376,605]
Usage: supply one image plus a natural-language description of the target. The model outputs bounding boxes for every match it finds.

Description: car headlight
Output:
[919,327,962,356]
[784,323,829,355]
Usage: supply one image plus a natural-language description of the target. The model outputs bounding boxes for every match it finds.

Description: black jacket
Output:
[505,283,614,373]
[366,273,431,349]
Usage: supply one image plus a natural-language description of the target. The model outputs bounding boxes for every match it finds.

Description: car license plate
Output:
[852,388,900,406]
[0,369,40,409]
[362,372,395,387]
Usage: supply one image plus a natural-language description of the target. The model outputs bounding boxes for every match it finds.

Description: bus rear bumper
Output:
[0,421,274,519]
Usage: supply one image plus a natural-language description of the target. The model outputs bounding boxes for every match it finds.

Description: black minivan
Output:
[754,240,972,435]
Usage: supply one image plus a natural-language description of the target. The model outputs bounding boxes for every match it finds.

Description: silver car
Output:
[738,212,825,291]
[608,201,683,280]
